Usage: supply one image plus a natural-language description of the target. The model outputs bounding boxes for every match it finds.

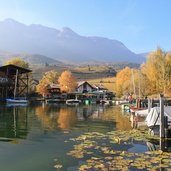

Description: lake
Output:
[0,103,167,171]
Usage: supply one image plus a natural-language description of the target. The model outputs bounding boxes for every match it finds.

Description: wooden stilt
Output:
[160,93,165,138]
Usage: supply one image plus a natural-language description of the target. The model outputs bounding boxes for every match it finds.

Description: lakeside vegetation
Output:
[115,48,171,98]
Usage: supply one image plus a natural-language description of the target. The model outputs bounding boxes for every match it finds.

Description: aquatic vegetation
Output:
[54,164,63,169]
[65,130,171,170]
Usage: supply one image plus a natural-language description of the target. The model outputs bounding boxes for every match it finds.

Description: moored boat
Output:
[45,98,65,103]
[6,98,28,103]
[66,99,81,105]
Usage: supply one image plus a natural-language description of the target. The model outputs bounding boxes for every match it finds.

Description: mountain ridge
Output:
[0,52,63,66]
[0,18,145,64]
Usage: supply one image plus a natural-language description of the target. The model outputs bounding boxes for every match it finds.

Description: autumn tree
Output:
[5,57,29,69]
[115,66,148,98]
[115,67,132,97]
[36,70,58,97]
[58,71,77,93]
[142,48,171,94]
[5,57,33,95]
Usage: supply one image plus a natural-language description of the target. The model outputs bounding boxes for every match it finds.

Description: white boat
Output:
[6,98,28,103]
[146,106,171,128]
[115,100,129,105]
[66,99,81,105]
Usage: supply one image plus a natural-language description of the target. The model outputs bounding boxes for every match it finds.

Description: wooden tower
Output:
[0,64,32,100]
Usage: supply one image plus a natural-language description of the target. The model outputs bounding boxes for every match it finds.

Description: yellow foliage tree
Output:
[36,70,58,97]
[58,71,77,93]
[115,67,132,97]
[5,57,32,94]
[142,48,171,94]
[5,57,29,69]
[115,67,148,98]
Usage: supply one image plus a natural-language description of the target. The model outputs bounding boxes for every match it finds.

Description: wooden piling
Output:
[164,116,168,138]
[160,94,165,138]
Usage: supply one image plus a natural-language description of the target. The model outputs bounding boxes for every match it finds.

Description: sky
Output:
[0,0,170,53]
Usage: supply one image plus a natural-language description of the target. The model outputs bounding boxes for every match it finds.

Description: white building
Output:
[77,81,94,93]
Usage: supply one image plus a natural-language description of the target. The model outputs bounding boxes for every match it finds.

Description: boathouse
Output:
[0,64,32,100]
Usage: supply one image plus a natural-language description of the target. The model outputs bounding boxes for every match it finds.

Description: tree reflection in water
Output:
[57,108,77,130]
[35,105,77,131]
[35,105,56,130]
[113,107,132,131]
[35,104,131,132]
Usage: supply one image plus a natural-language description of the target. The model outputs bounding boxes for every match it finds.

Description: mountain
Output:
[0,52,63,66]
[0,18,145,64]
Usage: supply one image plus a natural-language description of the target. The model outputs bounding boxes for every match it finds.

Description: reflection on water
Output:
[35,105,57,130]
[147,139,171,152]
[111,106,132,131]
[0,104,132,171]
[1,104,171,170]
[0,104,132,140]
[0,105,29,141]
[57,108,77,130]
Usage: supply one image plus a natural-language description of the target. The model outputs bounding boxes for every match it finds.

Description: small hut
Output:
[0,64,32,100]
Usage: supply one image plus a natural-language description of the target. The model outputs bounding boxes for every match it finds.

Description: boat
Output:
[146,106,171,128]
[45,98,65,103]
[6,98,28,103]
[66,99,81,105]
[115,100,129,105]
[145,106,171,136]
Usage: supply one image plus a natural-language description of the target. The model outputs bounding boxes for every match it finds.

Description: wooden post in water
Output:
[148,98,151,113]
[160,93,165,138]
[164,116,168,138]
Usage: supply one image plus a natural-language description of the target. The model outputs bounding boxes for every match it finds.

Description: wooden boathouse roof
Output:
[0,64,32,75]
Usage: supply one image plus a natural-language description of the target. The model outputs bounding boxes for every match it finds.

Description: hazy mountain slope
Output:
[0,18,145,64]
[0,52,63,66]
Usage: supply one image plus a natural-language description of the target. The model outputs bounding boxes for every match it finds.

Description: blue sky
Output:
[0,0,170,53]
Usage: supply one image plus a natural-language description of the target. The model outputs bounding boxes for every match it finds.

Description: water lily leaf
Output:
[54,164,63,169]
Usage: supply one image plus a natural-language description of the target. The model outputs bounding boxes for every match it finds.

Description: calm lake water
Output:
[0,103,156,171]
